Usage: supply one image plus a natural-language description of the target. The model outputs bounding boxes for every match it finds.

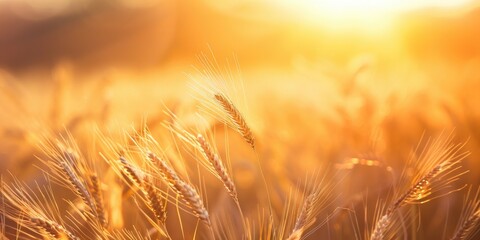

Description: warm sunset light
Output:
[205,0,475,33]
[1,0,480,239]
[278,0,472,14]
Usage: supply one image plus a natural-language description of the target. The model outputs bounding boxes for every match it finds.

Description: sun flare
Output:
[277,0,473,15]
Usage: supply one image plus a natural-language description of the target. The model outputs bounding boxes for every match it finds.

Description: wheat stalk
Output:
[59,162,97,218]
[370,136,468,240]
[451,210,480,240]
[86,173,107,228]
[286,193,315,240]
[142,181,167,225]
[36,137,111,228]
[196,134,238,202]
[370,214,391,240]
[451,187,480,240]
[147,152,211,226]
[30,216,80,240]
[118,156,167,226]
[214,93,255,149]
[119,156,143,187]
[386,161,445,216]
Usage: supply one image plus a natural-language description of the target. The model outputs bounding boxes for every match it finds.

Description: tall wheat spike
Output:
[86,173,107,227]
[214,93,255,149]
[30,217,80,240]
[118,156,167,225]
[451,187,480,240]
[196,133,238,202]
[59,162,97,218]
[451,210,480,240]
[147,152,211,226]
[371,136,468,240]
[286,193,316,240]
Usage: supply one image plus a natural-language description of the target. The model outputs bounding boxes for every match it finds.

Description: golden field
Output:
[1,0,480,239]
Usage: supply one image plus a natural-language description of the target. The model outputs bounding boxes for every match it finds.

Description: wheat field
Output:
[1,1,480,239]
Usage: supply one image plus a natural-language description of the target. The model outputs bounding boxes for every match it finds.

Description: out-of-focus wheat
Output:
[451,187,480,240]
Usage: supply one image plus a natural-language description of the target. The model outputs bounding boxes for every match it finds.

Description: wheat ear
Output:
[147,152,211,226]
[214,93,255,149]
[196,134,238,201]
[143,182,167,225]
[451,187,480,240]
[286,193,315,240]
[87,173,107,227]
[370,214,391,240]
[451,210,480,240]
[118,156,167,225]
[371,160,456,240]
[59,162,97,218]
[119,156,143,186]
[387,160,449,216]
[30,217,80,240]
[371,137,467,240]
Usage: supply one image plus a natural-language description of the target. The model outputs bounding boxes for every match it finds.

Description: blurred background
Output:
[1,0,480,238]
[0,0,479,71]
[1,0,480,166]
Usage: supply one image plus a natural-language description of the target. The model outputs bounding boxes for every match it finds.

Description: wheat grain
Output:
[451,187,480,240]
[87,173,107,228]
[370,214,391,240]
[118,156,167,225]
[370,136,468,240]
[387,163,443,216]
[30,216,80,240]
[147,152,211,226]
[451,210,480,240]
[214,93,255,149]
[59,162,97,217]
[142,181,167,225]
[119,156,143,187]
[288,193,315,240]
[197,134,238,201]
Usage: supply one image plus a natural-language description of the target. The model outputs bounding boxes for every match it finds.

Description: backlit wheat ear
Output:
[196,134,238,202]
[164,116,238,202]
[387,160,448,214]
[371,136,469,240]
[142,181,167,225]
[59,162,97,218]
[214,93,255,149]
[451,187,480,240]
[118,156,167,225]
[30,217,80,240]
[451,210,480,240]
[86,173,107,228]
[119,156,143,187]
[287,193,315,240]
[147,152,211,226]
[0,176,84,240]
[36,136,109,226]
[370,214,392,240]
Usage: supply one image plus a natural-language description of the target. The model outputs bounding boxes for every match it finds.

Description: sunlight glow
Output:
[280,0,472,14]
[274,0,474,33]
